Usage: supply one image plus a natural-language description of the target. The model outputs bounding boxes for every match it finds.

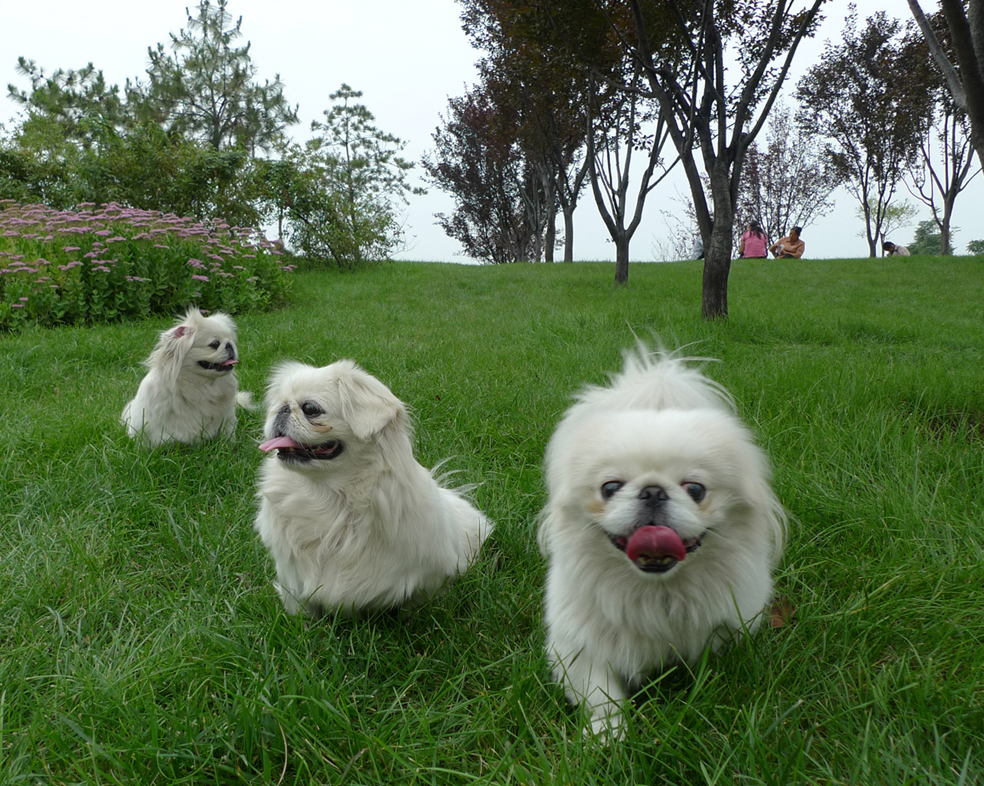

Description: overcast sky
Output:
[2,0,980,260]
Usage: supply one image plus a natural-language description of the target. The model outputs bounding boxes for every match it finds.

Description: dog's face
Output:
[545,407,770,575]
[182,327,238,378]
[149,307,238,378]
[258,360,405,476]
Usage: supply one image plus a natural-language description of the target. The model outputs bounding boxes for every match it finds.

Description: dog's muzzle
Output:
[198,348,237,372]
[259,432,345,463]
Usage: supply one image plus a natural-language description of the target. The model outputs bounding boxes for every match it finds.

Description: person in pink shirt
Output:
[738,221,768,258]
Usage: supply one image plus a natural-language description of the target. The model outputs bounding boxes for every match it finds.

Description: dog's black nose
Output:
[638,486,669,503]
[273,404,292,433]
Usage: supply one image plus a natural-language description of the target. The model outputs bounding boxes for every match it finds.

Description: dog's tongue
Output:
[258,436,300,452]
[625,526,687,563]
[221,358,238,366]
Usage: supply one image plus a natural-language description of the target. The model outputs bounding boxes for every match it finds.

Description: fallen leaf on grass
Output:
[770,595,796,628]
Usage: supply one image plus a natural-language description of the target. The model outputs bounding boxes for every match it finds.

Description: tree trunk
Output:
[702,220,733,319]
[545,213,556,263]
[544,176,556,263]
[864,203,878,257]
[941,0,984,170]
[702,168,735,319]
[702,254,730,319]
[941,189,957,255]
[562,206,575,262]
[614,236,629,284]
[909,0,984,171]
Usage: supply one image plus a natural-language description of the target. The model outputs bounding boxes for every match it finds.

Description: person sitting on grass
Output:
[883,240,910,257]
[738,221,769,258]
[770,226,805,259]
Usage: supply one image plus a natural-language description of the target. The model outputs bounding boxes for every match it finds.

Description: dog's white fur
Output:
[253,359,493,618]
[122,307,250,446]
[539,346,786,736]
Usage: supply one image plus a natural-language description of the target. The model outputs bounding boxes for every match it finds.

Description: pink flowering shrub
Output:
[0,200,294,330]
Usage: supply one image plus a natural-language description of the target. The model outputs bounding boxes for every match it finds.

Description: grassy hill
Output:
[1,257,982,784]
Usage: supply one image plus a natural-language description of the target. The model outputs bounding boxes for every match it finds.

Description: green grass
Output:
[1,257,982,784]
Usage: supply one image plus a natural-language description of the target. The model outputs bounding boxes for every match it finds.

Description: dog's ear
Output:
[335,362,405,441]
[145,317,196,380]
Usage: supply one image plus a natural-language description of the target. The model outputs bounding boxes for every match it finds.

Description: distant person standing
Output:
[770,226,805,259]
[738,221,768,258]
[883,241,910,257]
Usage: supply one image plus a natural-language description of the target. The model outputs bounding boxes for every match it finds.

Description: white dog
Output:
[254,359,493,618]
[539,346,786,736]
[122,307,251,446]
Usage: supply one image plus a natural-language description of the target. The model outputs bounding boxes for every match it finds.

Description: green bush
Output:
[0,200,293,329]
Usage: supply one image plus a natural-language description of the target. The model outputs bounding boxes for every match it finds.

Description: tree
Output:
[136,0,298,153]
[489,55,591,263]
[798,11,934,257]
[624,0,828,314]
[858,199,918,248]
[423,83,543,264]
[735,101,841,248]
[286,85,422,267]
[7,59,129,149]
[907,103,979,255]
[5,59,131,207]
[454,0,594,262]
[2,2,290,229]
[455,0,675,274]
[907,218,956,254]
[901,17,981,256]
[253,155,302,243]
[906,0,984,171]
[458,0,825,314]
[651,190,703,262]
[0,136,72,206]
[93,124,258,225]
[586,63,673,282]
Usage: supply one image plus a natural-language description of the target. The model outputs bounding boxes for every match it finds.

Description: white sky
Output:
[2,0,980,260]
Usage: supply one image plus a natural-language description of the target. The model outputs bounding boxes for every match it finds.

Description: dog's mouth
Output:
[258,435,344,462]
[198,358,237,372]
[608,525,703,573]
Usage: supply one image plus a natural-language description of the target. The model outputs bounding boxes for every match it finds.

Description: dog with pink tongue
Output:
[253,359,492,619]
[121,307,252,447]
[538,345,787,738]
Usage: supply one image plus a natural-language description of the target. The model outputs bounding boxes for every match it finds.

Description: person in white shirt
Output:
[883,241,910,257]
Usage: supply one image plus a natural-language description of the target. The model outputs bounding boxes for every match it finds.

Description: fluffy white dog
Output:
[122,307,251,446]
[254,359,493,618]
[539,346,786,736]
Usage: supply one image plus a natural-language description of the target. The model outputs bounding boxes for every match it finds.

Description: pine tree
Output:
[135,0,298,154]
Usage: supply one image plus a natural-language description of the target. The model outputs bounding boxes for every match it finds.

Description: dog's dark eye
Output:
[682,482,706,503]
[601,481,624,500]
[301,402,324,418]
[208,340,220,350]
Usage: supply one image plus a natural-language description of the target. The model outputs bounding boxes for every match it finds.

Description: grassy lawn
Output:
[1,257,982,784]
